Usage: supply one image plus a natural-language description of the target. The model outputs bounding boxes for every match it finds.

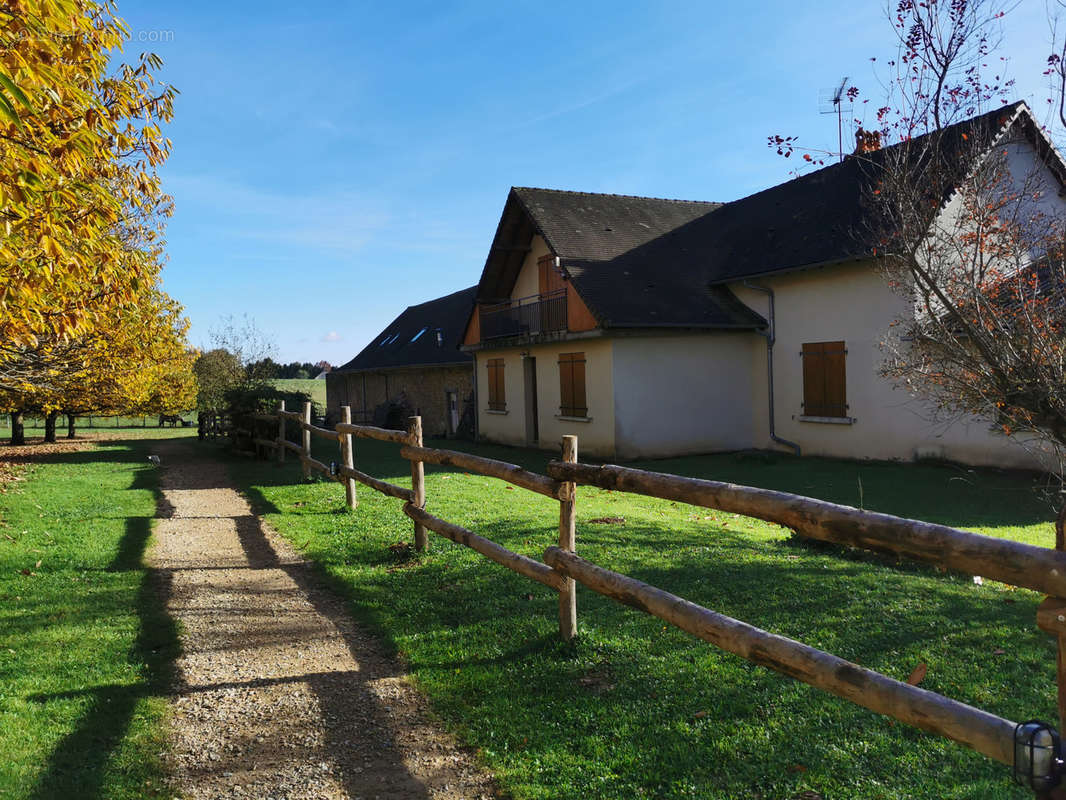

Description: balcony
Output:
[480,290,567,341]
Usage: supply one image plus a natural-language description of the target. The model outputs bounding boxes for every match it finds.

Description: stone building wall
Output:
[326,364,474,438]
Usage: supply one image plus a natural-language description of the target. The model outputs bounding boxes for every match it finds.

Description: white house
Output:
[461,102,1060,470]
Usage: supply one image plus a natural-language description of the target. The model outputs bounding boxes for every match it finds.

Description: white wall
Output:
[511,236,552,301]
[612,333,759,459]
[733,263,1051,470]
[535,338,615,457]
[475,338,616,457]
[475,347,527,447]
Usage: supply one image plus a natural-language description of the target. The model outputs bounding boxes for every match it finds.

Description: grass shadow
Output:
[26,440,181,800]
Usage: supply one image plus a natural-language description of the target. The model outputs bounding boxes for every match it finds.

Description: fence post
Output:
[340,406,357,509]
[408,415,427,551]
[1036,505,1066,749]
[302,401,312,479]
[558,435,578,641]
[1057,508,1066,737]
[277,400,286,464]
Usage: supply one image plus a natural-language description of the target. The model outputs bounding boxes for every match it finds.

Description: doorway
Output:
[446,390,459,437]
[523,356,538,445]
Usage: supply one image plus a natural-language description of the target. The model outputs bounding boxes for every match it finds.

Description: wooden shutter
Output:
[801,341,846,418]
[538,254,565,297]
[487,358,506,411]
[558,352,587,417]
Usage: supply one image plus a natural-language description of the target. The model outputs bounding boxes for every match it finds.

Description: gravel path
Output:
[149,439,502,800]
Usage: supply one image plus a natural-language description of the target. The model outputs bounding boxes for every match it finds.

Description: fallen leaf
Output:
[19,568,30,576]
[993,648,1006,655]
[907,662,927,686]
[693,710,709,719]
[34,560,41,569]
[786,763,808,773]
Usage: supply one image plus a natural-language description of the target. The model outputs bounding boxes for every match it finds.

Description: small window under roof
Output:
[410,327,428,343]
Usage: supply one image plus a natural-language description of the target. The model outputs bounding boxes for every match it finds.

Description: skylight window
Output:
[410,327,428,343]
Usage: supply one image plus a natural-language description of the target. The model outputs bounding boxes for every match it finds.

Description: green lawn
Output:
[269,378,326,410]
[0,434,181,799]
[223,437,1059,800]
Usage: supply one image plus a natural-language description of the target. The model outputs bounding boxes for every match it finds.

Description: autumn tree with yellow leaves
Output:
[0,0,194,441]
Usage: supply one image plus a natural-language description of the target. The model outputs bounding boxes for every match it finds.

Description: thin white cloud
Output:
[321,331,342,343]
[166,173,390,255]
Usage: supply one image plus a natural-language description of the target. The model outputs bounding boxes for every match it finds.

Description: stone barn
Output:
[326,286,477,437]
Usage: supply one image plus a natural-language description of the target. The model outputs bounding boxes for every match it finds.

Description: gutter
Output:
[472,352,479,440]
[742,280,802,456]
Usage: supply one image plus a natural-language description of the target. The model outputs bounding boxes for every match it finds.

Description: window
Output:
[487,358,506,411]
[410,327,428,343]
[558,352,587,417]
[801,341,847,418]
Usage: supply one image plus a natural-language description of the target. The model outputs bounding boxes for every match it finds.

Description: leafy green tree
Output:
[192,349,243,412]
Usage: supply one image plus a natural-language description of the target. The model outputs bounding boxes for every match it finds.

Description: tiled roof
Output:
[475,102,1037,331]
[335,286,476,372]
[601,102,1031,286]
[511,187,720,262]
[478,188,761,330]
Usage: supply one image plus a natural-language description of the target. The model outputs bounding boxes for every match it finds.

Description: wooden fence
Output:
[228,402,1066,793]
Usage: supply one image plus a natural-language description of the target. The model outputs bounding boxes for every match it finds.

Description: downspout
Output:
[472,352,479,440]
[743,280,801,456]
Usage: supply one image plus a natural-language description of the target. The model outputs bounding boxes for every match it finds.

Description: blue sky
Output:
[115,1,1055,364]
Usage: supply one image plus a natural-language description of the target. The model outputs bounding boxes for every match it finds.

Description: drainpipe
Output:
[743,280,801,456]
[472,352,479,440]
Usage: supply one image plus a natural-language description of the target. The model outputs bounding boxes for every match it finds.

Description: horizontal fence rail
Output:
[338,464,414,503]
[547,460,1066,598]
[400,444,564,499]
[335,422,411,444]
[216,405,1066,793]
[305,422,341,441]
[544,546,1017,765]
[405,503,565,590]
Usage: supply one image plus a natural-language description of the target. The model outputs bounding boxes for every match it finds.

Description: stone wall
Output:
[326,365,474,438]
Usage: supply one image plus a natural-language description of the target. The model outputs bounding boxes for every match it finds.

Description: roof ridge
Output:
[513,186,722,206]
[702,100,1029,213]
[403,284,478,313]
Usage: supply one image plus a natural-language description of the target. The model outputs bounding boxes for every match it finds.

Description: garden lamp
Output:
[1014,720,1062,793]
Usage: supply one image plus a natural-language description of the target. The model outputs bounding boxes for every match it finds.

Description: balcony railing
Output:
[480,290,568,341]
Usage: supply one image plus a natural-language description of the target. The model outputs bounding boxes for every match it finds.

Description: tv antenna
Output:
[819,77,851,163]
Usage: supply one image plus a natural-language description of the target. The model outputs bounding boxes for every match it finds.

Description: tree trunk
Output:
[66,413,76,439]
[44,411,58,443]
[10,410,24,446]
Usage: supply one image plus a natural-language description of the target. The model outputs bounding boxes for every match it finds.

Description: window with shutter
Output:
[558,352,587,417]
[487,358,506,411]
[801,341,847,418]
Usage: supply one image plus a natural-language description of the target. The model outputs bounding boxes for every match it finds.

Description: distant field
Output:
[15,414,196,431]
[269,378,326,409]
